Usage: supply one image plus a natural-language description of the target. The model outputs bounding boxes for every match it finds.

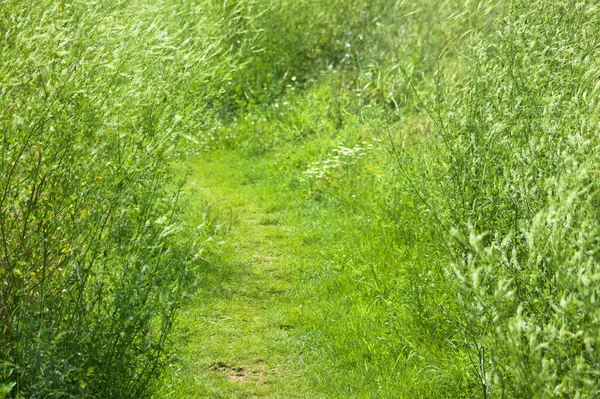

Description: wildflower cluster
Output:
[303,142,374,181]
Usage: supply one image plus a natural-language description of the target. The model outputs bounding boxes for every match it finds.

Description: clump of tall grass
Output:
[213,0,396,116]
[377,0,600,396]
[0,0,235,396]
[435,1,600,396]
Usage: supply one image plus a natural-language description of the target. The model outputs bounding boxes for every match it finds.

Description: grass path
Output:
[171,151,328,398]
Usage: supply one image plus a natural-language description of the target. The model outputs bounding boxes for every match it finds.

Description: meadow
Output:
[1,0,599,398]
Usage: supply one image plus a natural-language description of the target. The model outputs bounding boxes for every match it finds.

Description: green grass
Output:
[3,0,600,397]
[162,81,474,398]
[0,0,235,396]
[165,152,323,398]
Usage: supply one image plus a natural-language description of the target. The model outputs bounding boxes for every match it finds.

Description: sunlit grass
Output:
[3,0,600,397]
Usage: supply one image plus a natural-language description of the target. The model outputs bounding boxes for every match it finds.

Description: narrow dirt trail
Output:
[173,153,325,398]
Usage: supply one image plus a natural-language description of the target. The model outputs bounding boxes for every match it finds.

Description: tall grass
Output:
[3,0,599,397]
[338,0,600,396]
[204,0,600,396]
[0,0,234,396]
[431,1,600,396]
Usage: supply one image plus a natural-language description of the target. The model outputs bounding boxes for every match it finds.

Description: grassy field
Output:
[2,0,600,398]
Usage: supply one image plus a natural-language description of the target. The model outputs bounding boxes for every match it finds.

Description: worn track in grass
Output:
[171,151,327,398]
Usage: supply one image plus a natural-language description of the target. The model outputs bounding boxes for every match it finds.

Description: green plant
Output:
[0,0,234,396]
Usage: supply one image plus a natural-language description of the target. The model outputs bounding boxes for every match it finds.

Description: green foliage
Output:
[0,0,232,396]
[432,1,600,396]
[191,0,600,397]
[214,0,394,114]
[3,0,600,397]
